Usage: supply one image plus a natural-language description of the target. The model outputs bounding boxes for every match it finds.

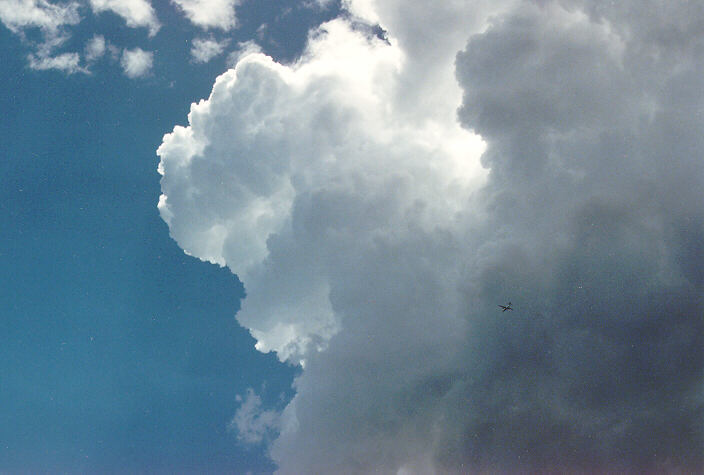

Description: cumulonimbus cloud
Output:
[158,0,704,472]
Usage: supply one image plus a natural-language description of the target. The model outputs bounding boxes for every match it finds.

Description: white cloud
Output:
[84,34,106,61]
[172,0,238,30]
[159,0,704,472]
[225,40,261,67]
[0,0,80,33]
[190,36,229,63]
[0,0,86,73]
[28,50,82,73]
[120,47,153,78]
[157,17,485,363]
[89,0,160,36]
[229,388,281,444]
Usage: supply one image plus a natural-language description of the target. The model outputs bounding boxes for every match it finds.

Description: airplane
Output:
[498,302,513,312]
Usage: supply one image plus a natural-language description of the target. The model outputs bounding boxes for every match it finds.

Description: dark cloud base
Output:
[446,1,704,471]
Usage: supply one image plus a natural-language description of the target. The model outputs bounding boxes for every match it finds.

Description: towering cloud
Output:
[158,0,704,472]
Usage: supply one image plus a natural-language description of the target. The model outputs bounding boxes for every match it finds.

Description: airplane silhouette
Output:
[498,302,513,312]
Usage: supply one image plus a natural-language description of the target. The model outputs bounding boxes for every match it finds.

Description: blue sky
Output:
[0,1,337,472]
[3,0,704,473]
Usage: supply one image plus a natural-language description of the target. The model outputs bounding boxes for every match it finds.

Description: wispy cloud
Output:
[0,0,85,73]
[28,50,83,73]
[190,36,229,63]
[229,388,281,444]
[0,0,80,33]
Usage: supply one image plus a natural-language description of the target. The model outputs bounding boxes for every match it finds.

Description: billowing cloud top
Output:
[158,0,704,473]
[0,0,80,33]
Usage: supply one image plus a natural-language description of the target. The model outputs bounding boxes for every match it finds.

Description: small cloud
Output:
[84,35,106,62]
[229,388,281,444]
[106,43,121,62]
[172,0,238,30]
[0,0,85,73]
[89,0,160,36]
[28,51,83,73]
[303,0,334,10]
[190,36,229,63]
[120,47,153,78]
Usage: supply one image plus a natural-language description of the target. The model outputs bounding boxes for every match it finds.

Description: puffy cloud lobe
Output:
[157,16,484,362]
[172,0,238,30]
[120,47,153,78]
[159,0,704,472]
[89,0,160,36]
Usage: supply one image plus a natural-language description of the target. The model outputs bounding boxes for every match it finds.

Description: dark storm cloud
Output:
[447,1,704,470]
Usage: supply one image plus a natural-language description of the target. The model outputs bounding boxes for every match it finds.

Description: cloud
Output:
[28,50,82,73]
[0,0,161,74]
[120,47,153,78]
[230,388,281,444]
[225,40,261,67]
[172,0,238,30]
[157,17,484,363]
[84,34,106,62]
[158,0,704,472]
[0,0,87,73]
[0,0,80,33]
[190,36,229,63]
[89,0,160,36]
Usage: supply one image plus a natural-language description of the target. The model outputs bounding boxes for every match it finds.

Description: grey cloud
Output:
[158,1,704,472]
[447,1,704,471]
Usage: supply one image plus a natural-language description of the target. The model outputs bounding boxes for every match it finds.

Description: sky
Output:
[2,0,704,473]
